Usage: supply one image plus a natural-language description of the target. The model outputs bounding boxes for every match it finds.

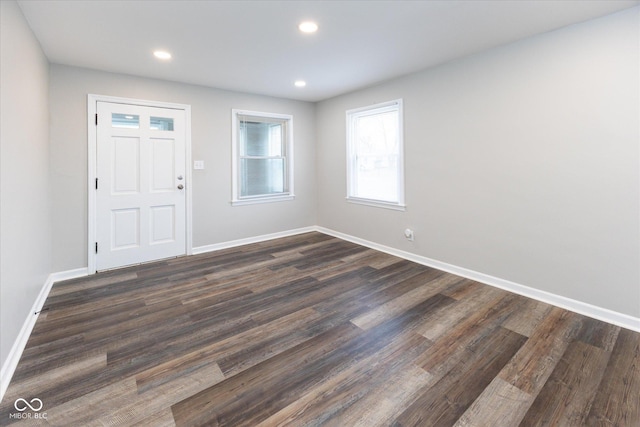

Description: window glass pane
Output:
[240,121,283,157]
[353,110,399,202]
[240,158,285,197]
[150,116,174,131]
[347,100,404,208]
[232,110,293,205]
[354,154,399,201]
[112,113,139,128]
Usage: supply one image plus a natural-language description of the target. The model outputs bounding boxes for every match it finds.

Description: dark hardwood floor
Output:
[1,232,638,426]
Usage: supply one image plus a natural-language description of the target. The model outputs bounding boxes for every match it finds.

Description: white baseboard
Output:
[316,226,640,333]
[0,268,87,403]
[192,226,317,255]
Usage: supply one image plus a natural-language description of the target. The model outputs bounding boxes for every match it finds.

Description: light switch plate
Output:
[194,160,205,170]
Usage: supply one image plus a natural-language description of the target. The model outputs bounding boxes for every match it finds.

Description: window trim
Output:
[231,109,294,206]
[346,99,405,211]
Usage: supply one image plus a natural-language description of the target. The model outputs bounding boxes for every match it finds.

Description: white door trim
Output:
[87,94,193,274]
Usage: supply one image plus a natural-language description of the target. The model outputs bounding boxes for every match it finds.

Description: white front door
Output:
[95,101,186,271]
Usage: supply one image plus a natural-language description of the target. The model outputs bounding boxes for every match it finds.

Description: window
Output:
[346,99,405,210]
[232,110,294,205]
[150,116,174,131]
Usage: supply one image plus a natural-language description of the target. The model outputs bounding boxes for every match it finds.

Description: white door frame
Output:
[87,94,193,274]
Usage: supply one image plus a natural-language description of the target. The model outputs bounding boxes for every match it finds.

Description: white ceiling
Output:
[17,0,640,102]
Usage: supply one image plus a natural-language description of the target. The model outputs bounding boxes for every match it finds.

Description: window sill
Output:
[346,197,406,211]
[231,194,295,206]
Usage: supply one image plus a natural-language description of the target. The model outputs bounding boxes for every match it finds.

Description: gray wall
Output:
[316,7,640,317]
[0,1,52,365]
[49,65,317,272]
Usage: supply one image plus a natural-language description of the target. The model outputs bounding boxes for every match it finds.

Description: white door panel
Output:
[96,102,186,270]
[111,208,140,249]
[150,138,176,192]
[150,205,175,243]
[111,137,140,194]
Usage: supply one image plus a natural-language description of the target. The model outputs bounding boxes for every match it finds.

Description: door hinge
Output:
[95,178,99,189]
[95,113,98,126]
[95,242,98,254]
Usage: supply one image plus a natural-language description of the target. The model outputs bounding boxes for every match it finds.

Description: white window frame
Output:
[346,99,405,211]
[231,109,294,206]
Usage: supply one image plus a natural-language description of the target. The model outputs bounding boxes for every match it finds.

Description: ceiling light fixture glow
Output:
[298,21,318,33]
[153,50,172,60]
[294,80,307,87]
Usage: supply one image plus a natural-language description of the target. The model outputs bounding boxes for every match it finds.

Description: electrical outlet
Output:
[404,228,414,241]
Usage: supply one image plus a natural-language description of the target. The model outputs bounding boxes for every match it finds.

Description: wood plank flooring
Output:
[1,232,638,426]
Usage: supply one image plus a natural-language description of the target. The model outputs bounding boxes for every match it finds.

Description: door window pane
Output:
[150,116,174,131]
[112,113,139,128]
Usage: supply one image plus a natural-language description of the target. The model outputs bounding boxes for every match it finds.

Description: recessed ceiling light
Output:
[294,80,307,87]
[298,21,318,33]
[153,50,172,60]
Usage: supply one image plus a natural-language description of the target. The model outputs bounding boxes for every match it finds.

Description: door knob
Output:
[177,184,184,190]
